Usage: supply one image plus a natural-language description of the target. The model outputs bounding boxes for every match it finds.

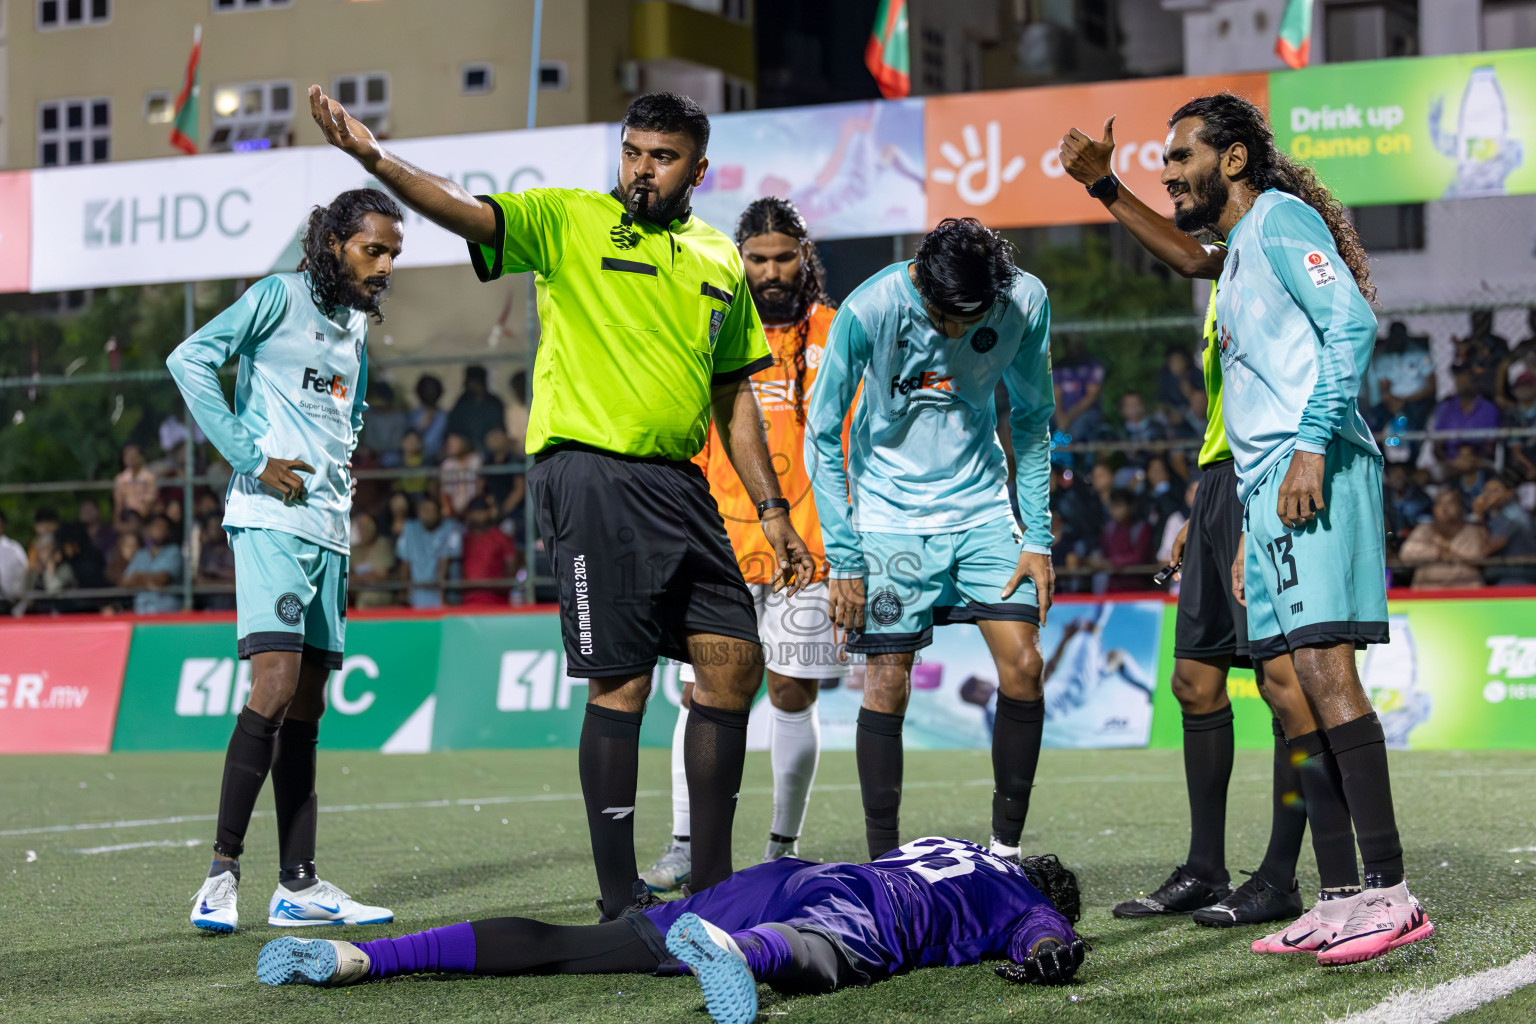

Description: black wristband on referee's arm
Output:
[1086,174,1119,202]
[756,498,791,520]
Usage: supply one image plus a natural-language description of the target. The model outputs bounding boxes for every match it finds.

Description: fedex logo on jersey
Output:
[890,370,955,398]
[301,367,349,400]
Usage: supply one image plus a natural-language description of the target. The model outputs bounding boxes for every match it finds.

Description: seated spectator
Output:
[482,427,527,527]
[78,498,117,559]
[1155,344,1202,415]
[1506,365,1536,483]
[58,522,107,610]
[0,510,27,611]
[1399,489,1487,590]
[1115,391,1167,472]
[410,374,449,462]
[439,432,483,516]
[1367,321,1436,433]
[447,365,506,453]
[28,507,61,559]
[1144,455,1183,537]
[1050,510,1090,595]
[113,443,158,526]
[385,490,413,542]
[195,517,237,611]
[350,514,398,608]
[205,450,233,497]
[1452,309,1510,402]
[1049,465,1101,558]
[163,495,188,542]
[1473,475,1536,587]
[1443,445,1493,500]
[1499,309,1536,409]
[1094,489,1154,593]
[363,381,410,466]
[25,533,75,610]
[460,495,519,606]
[1052,340,1106,440]
[122,514,184,613]
[398,430,430,495]
[106,530,141,591]
[396,496,461,609]
[1383,462,1433,551]
[1158,477,1200,571]
[1433,363,1501,464]
[505,370,531,457]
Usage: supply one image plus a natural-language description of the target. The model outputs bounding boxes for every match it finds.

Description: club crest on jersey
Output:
[708,308,725,349]
[971,327,998,354]
[355,339,364,364]
[275,593,303,626]
[610,224,639,250]
[870,590,904,627]
[1303,250,1337,287]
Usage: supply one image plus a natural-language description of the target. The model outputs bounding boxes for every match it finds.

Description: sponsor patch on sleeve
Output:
[1303,249,1337,288]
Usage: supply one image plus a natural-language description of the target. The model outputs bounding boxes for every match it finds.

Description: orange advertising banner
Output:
[925,73,1269,229]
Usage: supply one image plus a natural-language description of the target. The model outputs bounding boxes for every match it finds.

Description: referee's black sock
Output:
[990,695,1044,848]
[1291,728,1360,893]
[213,706,281,862]
[856,708,904,861]
[1255,718,1307,891]
[685,701,750,892]
[1182,705,1234,884]
[272,717,320,892]
[579,703,644,915]
[1326,713,1405,889]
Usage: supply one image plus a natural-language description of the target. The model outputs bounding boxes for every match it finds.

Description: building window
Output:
[1351,203,1425,253]
[1325,1,1418,62]
[920,27,946,92]
[720,0,749,21]
[38,98,110,167]
[724,80,752,112]
[332,72,390,137]
[1484,1,1536,50]
[209,80,294,152]
[538,61,567,91]
[462,63,495,95]
[211,0,291,10]
[145,91,175,124]
[37,0,110,29]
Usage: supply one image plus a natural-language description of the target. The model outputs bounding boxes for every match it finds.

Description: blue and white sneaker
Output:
[665,912,758,1024]
[191,870,239,933]
[257,937,372,986]
[267,878,393,927]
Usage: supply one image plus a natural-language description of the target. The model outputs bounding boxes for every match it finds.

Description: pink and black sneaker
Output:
[1316,882,1432,966]
[1251,891,1360,954]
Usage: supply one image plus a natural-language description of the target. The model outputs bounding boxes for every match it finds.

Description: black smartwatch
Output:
[1086,174,1119,202]
[756,498,791,519]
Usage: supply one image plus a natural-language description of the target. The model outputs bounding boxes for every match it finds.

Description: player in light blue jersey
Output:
[805,218,1055,864]
[1162,94,1431,966]
[170,190,402,934]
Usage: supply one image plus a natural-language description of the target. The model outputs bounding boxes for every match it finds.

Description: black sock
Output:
[214,707,281,860]
[856,708,904,861]
[685,701,750,892]
[759,924,845,994]
[1255,719,1307,890]
[468,918,659,975]
[579,703,643,914]
[991,695,1044,847]
[1291,729,1360,893]
[1181,705,1234,884]
[272,717,321,892]
[1326,713,1405,888]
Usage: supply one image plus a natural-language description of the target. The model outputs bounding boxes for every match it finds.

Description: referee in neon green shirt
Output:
[311,87,817,915]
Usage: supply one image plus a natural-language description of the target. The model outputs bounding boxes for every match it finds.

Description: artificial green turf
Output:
[3,748,1534,1023]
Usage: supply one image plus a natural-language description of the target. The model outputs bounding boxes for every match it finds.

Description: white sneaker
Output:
[257,937,372,986]
[640,842,692,893]
[989,836,1022,866]
[191,870,239,933]
[267,878,393,927]
[763,836,799,861]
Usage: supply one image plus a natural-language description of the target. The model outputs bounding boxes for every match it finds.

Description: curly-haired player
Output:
[805,218,1056,863]
[170,189,403,933]
[255,838,1085,1024]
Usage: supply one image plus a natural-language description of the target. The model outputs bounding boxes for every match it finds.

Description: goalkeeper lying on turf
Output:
[257,837,1085,1022]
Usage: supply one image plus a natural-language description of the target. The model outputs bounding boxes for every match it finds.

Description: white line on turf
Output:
[1333,952,1536,1024]
[7,765,1534,840]
[75,839,204,855]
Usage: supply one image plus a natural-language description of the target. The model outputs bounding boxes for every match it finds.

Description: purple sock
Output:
[357,922,477,978]
[731,926,793,980]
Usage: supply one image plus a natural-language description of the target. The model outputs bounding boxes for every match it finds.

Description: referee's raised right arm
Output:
[309,85,497,247]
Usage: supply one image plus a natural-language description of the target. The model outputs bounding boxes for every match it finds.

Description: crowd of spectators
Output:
[4,319,1535,616]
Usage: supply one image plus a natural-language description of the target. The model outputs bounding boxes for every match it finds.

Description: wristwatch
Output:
[1086,174,1120,202]
[756,498,791,519]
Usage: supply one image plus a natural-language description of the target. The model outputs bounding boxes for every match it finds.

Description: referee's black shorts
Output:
[530,443,760,677]
[1174,458,1251,668]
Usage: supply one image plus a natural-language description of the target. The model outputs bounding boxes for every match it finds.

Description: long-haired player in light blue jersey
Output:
[1160,93,1431,966]
[804,218,1055,867]
[170,190,402,934]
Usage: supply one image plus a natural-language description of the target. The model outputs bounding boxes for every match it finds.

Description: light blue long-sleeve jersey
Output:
[1214,190,1380,504]
[804,262,1054,579]
[166,273,367,554]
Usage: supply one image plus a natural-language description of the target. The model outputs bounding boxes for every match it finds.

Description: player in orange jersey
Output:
[642,198,850,892]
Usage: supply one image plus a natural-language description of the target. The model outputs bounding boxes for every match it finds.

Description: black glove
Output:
[994,938,1086,986]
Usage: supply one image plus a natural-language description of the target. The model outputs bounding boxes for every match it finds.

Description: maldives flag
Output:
[170,25,202,154]
[1275,0,1313,69]
[865,0,910,99]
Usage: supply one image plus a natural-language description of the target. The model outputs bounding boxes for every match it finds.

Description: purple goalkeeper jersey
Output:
[641,837,1071,981]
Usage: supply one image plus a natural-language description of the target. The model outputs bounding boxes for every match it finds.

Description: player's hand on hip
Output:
[259,457,315,503]
[1277,449,1326,530]
[828,576,866,633]
[1231,533,1246,608]
[760,512,816,596]
[1005,551,1054,627]
[309,84,382,167]
[1058,116,1117,187]
[1169,520,1190,581]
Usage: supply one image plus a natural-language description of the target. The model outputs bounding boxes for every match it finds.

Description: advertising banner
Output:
[28,123,611,292]
[113,619,439,752]
[0,171,32,293]
[923,73,1268,229]
[693,99,928,241]
[0,621,130,754]
[1270,48,1536,206]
